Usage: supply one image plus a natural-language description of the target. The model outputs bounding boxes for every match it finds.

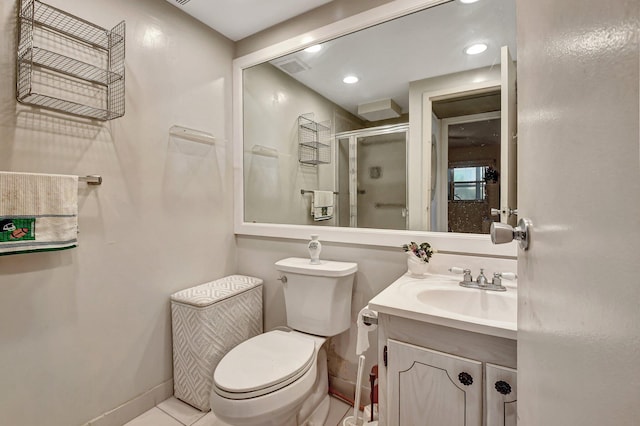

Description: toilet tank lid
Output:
[275,257,357,277]
[170,275,263,307]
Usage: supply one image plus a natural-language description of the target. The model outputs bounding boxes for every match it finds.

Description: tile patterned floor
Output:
[124,395,355,426]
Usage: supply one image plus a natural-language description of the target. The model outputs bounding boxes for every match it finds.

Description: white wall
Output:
[0,1,234,425]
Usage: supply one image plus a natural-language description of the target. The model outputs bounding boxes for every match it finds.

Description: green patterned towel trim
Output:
[0,218,36,242]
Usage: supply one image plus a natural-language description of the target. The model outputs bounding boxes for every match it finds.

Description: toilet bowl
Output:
[209,257,357,426]
[210,330,325,426]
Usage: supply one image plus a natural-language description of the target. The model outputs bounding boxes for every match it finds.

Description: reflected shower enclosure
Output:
[336,124,409,230]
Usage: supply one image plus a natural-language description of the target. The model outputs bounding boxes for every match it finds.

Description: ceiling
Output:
[164,0,516,121]
[266,0,516,119]
[164,0,333,41]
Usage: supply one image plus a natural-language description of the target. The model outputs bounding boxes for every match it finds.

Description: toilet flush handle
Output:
[277,275,287,284]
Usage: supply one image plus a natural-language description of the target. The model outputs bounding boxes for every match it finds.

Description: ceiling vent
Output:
[174,0,191,5]
[272,58,310,75]
[358,99,401,122]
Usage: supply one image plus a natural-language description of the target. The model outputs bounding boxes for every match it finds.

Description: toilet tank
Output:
[275,257,357,336]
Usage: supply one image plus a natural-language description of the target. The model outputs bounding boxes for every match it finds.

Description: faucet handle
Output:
[491,272,516,288]
[496,272,517,280]
[449,267,472,283]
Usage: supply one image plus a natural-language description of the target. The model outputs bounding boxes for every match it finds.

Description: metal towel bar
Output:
[78,175,102,185]
[300,189,338,195]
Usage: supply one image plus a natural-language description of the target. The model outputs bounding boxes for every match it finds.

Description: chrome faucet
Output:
[449,267,516,292]
[476,269,488,287]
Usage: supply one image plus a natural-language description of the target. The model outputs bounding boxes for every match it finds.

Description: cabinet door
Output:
[485,363,517,426]
[387,339,482,426]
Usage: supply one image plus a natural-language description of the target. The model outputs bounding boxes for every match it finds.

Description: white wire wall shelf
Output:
[16,0,125,121]
[298,113,331,165]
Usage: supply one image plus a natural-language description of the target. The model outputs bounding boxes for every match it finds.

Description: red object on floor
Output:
[370,365,379,403]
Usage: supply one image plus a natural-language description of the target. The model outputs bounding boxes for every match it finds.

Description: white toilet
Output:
[210,257,357,426]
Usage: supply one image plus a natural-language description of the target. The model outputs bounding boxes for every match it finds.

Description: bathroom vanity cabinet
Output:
[485,363,517,425]
[377,314,517,426]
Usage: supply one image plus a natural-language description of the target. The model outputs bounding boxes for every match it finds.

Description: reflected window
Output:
[448,166,486,201]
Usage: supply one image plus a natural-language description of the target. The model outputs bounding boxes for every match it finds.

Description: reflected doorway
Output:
[443,113,501,233]
[430,88,504,234]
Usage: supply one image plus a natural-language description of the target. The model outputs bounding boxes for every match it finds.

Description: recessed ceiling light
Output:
[458,0,480,4]
[343,75,359,84]
[465,43,488,55]
[304,44,322,53]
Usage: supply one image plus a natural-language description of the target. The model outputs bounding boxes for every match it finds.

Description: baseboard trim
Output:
[84,379,174,426]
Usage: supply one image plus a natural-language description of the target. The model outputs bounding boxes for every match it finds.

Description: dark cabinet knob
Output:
[495,380,512,395]
[458,372,473,386]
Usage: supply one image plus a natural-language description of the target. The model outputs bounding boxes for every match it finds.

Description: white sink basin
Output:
[416,287,517,324]
[369,274,517,339]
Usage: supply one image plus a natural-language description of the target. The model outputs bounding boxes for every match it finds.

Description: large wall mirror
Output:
[234,0,518,255]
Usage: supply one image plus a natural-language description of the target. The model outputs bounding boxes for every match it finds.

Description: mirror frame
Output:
[233,0,517,257]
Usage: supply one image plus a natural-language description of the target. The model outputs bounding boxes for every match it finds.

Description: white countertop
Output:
[368,272,517,340]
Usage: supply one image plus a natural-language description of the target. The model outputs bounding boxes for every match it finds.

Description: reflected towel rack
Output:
[301,189,338,195]
[250,145,279,158]
[79,175,102,185]
[374,202,404,208]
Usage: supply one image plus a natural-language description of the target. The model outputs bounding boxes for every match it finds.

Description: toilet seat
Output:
[213,330,316,400]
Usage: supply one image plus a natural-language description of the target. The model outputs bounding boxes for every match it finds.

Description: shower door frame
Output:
[335,123,410,229]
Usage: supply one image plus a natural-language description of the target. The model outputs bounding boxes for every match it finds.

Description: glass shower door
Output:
[336,125,409,229]
[354,129,408,230]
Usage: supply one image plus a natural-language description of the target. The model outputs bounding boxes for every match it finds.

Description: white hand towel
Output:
[0,172,78,255]
[313,190,333,207]
[311,190,334,221]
